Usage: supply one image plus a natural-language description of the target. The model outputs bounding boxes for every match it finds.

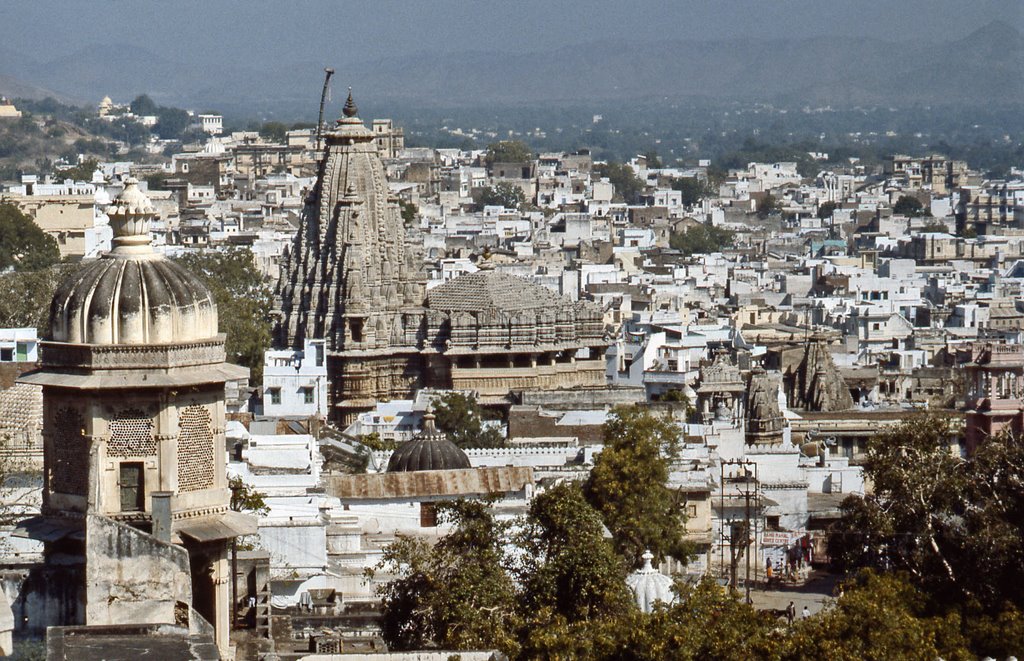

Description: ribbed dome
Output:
[48,179,219,345]
[626,551,675,613]
[386,412,471,473]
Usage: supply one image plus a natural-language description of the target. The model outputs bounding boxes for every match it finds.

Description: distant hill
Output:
[0,21,1019,115]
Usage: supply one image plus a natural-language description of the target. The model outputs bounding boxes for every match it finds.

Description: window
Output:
[314,343,324,367]
[303,388,314,405]
[420,503,437,527]
[119,462,144,512]
[268,388,281,405]
[687,504,698,518]
[0,348,11,361]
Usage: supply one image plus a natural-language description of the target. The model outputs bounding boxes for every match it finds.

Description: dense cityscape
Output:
[0,4,1021,660]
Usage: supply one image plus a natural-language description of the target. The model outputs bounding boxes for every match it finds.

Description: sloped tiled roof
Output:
[427,271,567,312]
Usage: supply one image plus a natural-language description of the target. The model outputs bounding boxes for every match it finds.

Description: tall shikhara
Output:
[276,92,426,422]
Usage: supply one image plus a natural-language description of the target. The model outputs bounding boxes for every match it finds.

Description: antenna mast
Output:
[316,67,335,152]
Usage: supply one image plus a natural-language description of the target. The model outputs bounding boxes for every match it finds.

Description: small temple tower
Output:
[20,179,254,653]
[745,367,786,445]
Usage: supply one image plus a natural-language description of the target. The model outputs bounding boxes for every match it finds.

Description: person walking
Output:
[802,606,811,620]
[786,601,796,626]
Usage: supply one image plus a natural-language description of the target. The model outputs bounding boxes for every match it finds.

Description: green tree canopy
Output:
[153,107,192,140]
[669,223,735,255]
[894,194,925,217]
[516,483,632,625]
[172,249,273,382]
[827,413,1024,654]
[485,140,532,165]
[817,200,838,220]
[583,405,688,567]
[374,500,521,655]
[756,192,777,219]
[129,94,159,116]
[57,157,99,183]
[430,392,505,448]
[594,161,645,204]
[0,263,70,330]
[259,121,288,143]
[0,202,60,272]
[671,176,710,207]
[477,182,525,210]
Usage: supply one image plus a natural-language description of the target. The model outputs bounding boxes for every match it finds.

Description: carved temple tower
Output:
[276,92,426,424]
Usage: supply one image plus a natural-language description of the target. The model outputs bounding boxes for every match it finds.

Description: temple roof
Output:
[386,412,471,473]
[427,271,570,312]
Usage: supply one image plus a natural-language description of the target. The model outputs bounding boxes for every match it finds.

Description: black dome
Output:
[386,413,471,472]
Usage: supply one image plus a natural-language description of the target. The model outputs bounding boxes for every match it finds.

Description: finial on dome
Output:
[641,550,655,572]
[105,177,156,256]
[343,88,358,118]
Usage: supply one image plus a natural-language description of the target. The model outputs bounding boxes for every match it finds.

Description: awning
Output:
[12,516,84,542]
[176,511,257,543]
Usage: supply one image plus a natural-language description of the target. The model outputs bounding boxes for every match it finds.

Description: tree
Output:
[826,414,1024,655]
[594,161,645,204]
[430,392,505,448]
[583,405,689,567]
[373,500,520,655]
[894,195,925,217]
[756,193,777,219]
[785,571,971,660]
[669,223,735,255]
[56,157,99,183]
[0,264,71,329]
[477,182,525,210]
[228,475,269,516]
[398,200,418,225]
[172,249,273,382]
[259,121,288,143]
[671,176,708,207]
[153,107,192,140]
[642,150,662,169]
[0,202,60,272]
[817,201,837,220]
[129,94,159,117]
[516,483,633,624]
[485,140,531,165]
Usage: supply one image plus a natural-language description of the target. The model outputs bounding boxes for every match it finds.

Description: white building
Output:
[262,339,328,418]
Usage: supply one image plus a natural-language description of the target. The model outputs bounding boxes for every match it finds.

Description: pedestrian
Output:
[802,606,810,620]
[766,562,773,585]
[786,601,795,626]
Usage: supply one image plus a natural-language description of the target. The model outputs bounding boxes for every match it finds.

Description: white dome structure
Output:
[626,550,676,613]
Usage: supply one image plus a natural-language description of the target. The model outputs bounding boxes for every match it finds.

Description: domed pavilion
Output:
[19,179,253,654]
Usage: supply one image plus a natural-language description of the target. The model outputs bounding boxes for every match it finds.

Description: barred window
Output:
[108,409,156,458]
[51,407,89,496]
[177,405,215,492]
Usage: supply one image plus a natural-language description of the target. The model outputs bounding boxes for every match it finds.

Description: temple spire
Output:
[342,88,358,118]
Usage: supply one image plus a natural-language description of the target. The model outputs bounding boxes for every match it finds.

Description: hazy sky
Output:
[4,0,1022,67]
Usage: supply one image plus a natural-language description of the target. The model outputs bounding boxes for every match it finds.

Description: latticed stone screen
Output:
[177,404,214,492]
[51,407,89,495]
[108,409,156,458]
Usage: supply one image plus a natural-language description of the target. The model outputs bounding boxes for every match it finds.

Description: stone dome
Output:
[626,550,675,613]
[386,412,471,473]
[48,179,219,345]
